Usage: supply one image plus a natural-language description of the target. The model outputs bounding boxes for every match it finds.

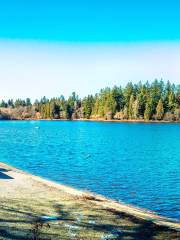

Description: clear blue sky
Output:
[0,1,180,100]
[0,0,180,42]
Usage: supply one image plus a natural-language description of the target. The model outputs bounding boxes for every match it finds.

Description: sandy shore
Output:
[0,162,179,239]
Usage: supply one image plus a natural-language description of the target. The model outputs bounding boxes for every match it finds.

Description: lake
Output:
[0,120,179,220]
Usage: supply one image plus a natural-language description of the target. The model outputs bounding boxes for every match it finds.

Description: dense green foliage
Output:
[0,80,180,121]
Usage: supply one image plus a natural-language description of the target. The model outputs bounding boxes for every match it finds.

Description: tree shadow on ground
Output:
[0,201,179,240]
[53,203,179,240]
[0,168,13,179]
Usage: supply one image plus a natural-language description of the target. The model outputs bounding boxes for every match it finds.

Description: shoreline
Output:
[1,118,180,123]
[0,162,179,232]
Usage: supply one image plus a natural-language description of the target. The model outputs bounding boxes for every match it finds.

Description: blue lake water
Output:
[0,120,179,220]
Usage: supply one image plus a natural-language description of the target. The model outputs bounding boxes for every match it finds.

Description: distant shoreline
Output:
[1,118,180,123]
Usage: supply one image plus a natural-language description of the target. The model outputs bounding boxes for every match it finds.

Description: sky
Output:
[0,0,180,100]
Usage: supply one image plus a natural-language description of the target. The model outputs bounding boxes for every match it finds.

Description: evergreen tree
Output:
[112,86,124,112]
[123,106,128,119]
[8,99,14,108]
[123,82,134,108]
[144,99,153,120]
[0,79,179,121]
[156,99,164,120]
[26,98,32,106]
[128,95,134,119]
[132,99,139,119]
[82,95,94,119]
[138,84,147,117]
[51,102,60,119]
[0,100,8,108]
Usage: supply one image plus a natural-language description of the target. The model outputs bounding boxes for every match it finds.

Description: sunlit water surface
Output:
[0,121,179,220]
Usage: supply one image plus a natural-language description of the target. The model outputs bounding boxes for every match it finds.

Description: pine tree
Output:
[128,95,134,119]
[132,99,139,119]
[0,79,179,121]
[82,95,94,119]
[156,99,164,120]
[144,99,153,120]
[123,106,128,119]
[168,91,175,113]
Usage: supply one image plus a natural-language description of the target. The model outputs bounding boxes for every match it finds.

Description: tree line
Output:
[0,80,180,121]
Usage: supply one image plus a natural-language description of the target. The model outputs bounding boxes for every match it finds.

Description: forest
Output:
[0,80,180,121]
